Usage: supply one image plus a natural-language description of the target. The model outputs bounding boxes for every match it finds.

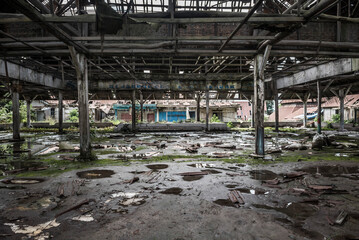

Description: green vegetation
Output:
[135,146,148,151]
[332,114,340,123]
[68,109,79,123]
[0,99,35,124]
[226,122,234,128]
[210,115,221,123]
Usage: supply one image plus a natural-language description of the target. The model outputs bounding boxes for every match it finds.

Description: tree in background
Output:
[0,99,35,123]
[69,109,79,122]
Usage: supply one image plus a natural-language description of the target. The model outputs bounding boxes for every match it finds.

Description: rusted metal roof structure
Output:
[0,0,358,100]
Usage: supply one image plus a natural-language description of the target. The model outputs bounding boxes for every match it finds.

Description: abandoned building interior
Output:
[1,0,359,239]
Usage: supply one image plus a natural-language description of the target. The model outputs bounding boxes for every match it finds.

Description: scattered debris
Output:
[216,144,236,150]
[308,185,333,190]
[334,210,348,225]
[284,143,308,151]
[123,177,139,184]
[263,178,280,185]
[38,146,59,155]
[266,149,282,154]
[72,214,95,222]
[228,190,245,206]
[4,219,60,239]
[211,152,232,158]
[284,171,307,179]
[55,199,94,218]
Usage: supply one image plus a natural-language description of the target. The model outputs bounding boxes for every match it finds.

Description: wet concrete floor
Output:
[0,129,359,239]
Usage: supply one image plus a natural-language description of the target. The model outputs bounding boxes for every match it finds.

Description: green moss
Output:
[143,155,207,162]
[93,149,122,155]
[232,127,255,132]
[274,151,359,163]
[134,146,148,151]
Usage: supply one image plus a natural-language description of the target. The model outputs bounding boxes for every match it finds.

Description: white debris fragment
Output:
[111,192,138,198]
[5,219,60,238]
[120,198,144,206]
[72,214,94,222]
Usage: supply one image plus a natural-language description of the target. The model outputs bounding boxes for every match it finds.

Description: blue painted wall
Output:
[156,111,187,122]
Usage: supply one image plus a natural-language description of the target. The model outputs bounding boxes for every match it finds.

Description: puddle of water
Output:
[159,187,183,195]
[253,202,317,222]
[145,164,168,170]
[298,165,359,177]
[201,169,221,174]
[76,170,115,179]
[225,184,237,188]
[235,188,266,195]
[129,171,146,174]
[249,170,277,180]
[1,178,45,184]
[213,199,237,208]
[182,175,203,181]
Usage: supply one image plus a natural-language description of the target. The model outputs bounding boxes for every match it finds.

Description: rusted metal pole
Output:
[317,80,322,134]
[196,94,201,122]
[132,89,136,132]
[140,91,144,122]
[58,91,63,133]
[303,99,308,127]
[206,89,209,131]
[274,92,279,132]
[339,89,345,131]
[254,54,265,155]
[12,86,21,141]
[26,99,31,128]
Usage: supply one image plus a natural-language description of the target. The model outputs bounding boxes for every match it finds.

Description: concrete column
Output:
[354,109,357,126]
[132,90,136,132]
[250,95,254,128]
[274,92,279,132]
[254,54,265,156]
[140,91,144,122]
[303,100,308,128]
[26,100,31,128]
[58,91,63,133]
[317,80,322,134]
[12,89,20,141]
[196,95,201,122]
[70,50,92,160]
[205,89,209,131]
[339,89,345,131]
[156,108,160,122]
[186,107,190,120]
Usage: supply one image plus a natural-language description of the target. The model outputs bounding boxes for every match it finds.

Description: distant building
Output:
[268,94,359,123]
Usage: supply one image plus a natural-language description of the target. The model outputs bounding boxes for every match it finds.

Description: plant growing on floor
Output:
[210,115,221,123]
[227,122,234,128]
[48,118,56,125]
[332,114,340,123]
